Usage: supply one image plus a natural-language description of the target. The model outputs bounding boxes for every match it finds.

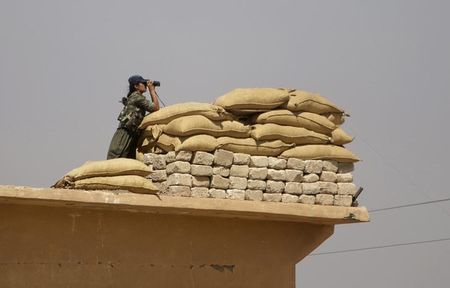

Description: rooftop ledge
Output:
[0,185,369,225]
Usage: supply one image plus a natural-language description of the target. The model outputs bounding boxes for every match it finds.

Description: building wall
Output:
[0,202,333,288]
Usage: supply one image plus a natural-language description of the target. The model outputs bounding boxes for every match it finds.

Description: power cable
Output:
[309,237,450,256]
[369,197,450,213]
[156,93,166,107]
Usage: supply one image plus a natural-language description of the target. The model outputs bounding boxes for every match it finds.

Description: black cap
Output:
[128,75,148,86]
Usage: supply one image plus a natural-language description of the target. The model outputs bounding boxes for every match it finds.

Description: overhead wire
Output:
[309,237,450,256]
[369,197,450,213]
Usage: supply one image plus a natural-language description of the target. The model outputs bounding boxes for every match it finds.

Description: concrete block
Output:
[229,176,247,190]
[209,188,226,199]
[299,195,315,205]
[245,189,263,201]
[286,158,305,170]
[265,180,285,193]
[192,176,210,187]
[268,157,287,169]
[166,161,191,174]
[320,171,337,182]
[305,160,323,174]
[267,169,286,181]
[338,162,354,173]
[230,165,249,177]
[192,151,214,165]
[165,151,176,163]
[322,160,338,172]
[144,153,166,170]
[168,186,191,197]
[315,194,334,205]
[149,170,167,182]
[175,151,193,162]
[337,183,357,196]
[247,180,266,190]
[336,173,353,183]
[250,156,269,167]
[248,168,268,180]
[285,169,303,182]
[213,166,230,177]
[153,181,168,194]
[191,187,210,198]
[190,164,213,177]
[233,153,250,165]
[167,173,192,187]
[263,193,282,202]
[282,194,299,203]
[213,149,234,167]
[226,189,246,200]
[303,174,319,183]
[334,195,353,207]
[318,182,338,194]
[302,183,320,195]
[284,182,303,195]
[211,175,230,189]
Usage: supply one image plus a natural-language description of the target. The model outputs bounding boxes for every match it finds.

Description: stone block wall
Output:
[144,150,357,207]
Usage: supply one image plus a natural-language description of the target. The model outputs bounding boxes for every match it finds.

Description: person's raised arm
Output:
[147,80,160,111]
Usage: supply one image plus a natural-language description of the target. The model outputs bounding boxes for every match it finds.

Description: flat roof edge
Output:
[0,185,369,225]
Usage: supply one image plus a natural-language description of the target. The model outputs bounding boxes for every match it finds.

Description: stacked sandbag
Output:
[52,158,158,194]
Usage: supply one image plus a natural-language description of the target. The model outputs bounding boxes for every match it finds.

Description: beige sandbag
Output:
[164,115,250,138]
[280,145,360,162]
[139,102,233,128]
[215,88,289,111]
[331,128,353,145]
[74,175,159,194]
[252,110,336,135]
[323,112,347,126]
[284,90,344,114]
[250,124,331,145]
[141,124,165,138]
[66,158,151,181]
[176,134,219,152]
[156,133,181,152]
[217,137,293,156]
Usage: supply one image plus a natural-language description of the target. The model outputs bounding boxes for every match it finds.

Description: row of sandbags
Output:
[137,88,359,162]
[52,158,158,194]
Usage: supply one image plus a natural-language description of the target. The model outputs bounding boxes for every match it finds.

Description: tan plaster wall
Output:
[0,202,333,288]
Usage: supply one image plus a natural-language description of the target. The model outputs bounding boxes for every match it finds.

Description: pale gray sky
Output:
[1,0,449,287]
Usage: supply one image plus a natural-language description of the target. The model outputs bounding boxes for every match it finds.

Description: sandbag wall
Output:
[143,150,357,206]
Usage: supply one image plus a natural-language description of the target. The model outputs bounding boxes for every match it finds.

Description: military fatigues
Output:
[107,91,155,159]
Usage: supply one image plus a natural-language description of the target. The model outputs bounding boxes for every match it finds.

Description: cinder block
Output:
[285,169,303,182]
[250,156,269,167]
[315,194,334,205]
[209,188,226,199]
[192,176,210,188]
[305,160,323,174]
[266,180,285,193]
[192,151,214,165]
[318,182,338,194]
[334,195,353,206]
[175,151,193,162]
[233,153,251,165]
[144,153,166,170]
[248,168,268,180]
[226,189,246,200]
[213,166,230,177]
[165,151,176,163]
[168,186,191,197]
[190,164,213,177]
[245,189,263,201]
[337,183,357,196]
[229,176,247,190]
[320,171,337,182]
[284,182,303,195]
[230,165,249,178]
[263,193,282,202]
[191,187,210,198]
[268,157,287,169]
[303,174,319,183]
[166,161,191,174]
[211,175,230,189]
[336,173,353,183]
[213,149,234,167]
[149,170,167,182]
[299,195,315,205]
[167,173,192,187]
[247,180,266,190]
[338,162,354,173]
[322,160,338,172]
[286,158,305,170]
[282,194,299,203]
[302,183,320,195]
[267,169,286,181]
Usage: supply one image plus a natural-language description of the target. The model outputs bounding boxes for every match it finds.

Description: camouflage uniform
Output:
[107,91,155,159]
